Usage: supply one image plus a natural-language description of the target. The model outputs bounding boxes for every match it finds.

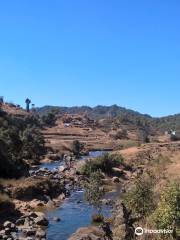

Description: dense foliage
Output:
[41,111,57,126]
[123,174,155,217]
[84,170,105,213]
[152,182,180,233]
[0,109,46,178]
[71,140,84,157]
[80,153,124,176]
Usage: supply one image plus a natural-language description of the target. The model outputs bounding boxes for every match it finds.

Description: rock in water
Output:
[53,217,61,222]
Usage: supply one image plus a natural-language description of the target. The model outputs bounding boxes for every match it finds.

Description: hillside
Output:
[0,101,180,240]
[42,114,119,153]
[37,104,151,120]
[0,103,46,178]
[37,104,180,134]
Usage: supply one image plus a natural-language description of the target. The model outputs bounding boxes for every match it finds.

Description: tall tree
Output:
[25,98,31,112]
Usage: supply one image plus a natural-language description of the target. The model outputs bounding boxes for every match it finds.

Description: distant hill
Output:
[153,114,180,133]
[36,104,152,119]
[36,105,180,134]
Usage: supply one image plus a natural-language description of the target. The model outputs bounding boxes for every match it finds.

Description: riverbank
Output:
[0,151,124,240]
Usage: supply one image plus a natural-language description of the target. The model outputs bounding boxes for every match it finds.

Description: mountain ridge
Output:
[36,104,180,134]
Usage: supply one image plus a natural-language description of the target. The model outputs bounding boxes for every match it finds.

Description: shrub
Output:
[123,174,155,217]
[41,112,56,126]
[84,170,105,213]
[80,153,124,176]
[0,111,46,178]
[151,182,180,233]
[138,129,150,143]
[71,140,84,157]
[20,127,45,160]
[114,130,128,140]
[0,139,29,178]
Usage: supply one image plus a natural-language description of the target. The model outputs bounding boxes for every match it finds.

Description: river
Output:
[41,151,118,240]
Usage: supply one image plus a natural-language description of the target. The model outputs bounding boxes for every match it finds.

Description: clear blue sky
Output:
[0,0,179,117]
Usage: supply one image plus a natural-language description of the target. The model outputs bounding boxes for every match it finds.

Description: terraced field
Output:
[42,116,116,153]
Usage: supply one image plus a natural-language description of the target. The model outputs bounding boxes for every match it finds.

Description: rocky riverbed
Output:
[0,151,119,240]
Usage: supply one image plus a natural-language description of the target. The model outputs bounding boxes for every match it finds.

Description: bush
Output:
[84,170,105,213]
[71,140,84,157]
[123,174,155,217]
[152,182,180,233]
[114,130,128,140]
[20,127,45,160]
[80,153,124,176]
[0,112,46,178]
[0,139,29,178]
[138,129,150,143]
[41,112,56,126]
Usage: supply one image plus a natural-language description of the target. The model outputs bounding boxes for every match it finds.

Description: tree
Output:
[71,140,84,158]
[25,98,31,112]
[41,112,56,126]
[20,127,45,160]
[123,174,155,217]
[0,96,4,105]
[84,170,105,214]
[0,110,46,178]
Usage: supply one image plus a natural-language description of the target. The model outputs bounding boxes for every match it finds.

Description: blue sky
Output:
[0,0,179,117]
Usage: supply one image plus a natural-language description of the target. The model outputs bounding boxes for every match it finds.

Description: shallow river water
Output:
[41,151,118,240]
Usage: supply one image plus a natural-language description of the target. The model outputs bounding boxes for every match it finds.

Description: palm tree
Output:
[0,96,4,104]
[25,98,31,112]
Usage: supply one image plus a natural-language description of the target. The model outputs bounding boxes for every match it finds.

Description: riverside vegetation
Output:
[0,101,180,240]
[0,108,46,178]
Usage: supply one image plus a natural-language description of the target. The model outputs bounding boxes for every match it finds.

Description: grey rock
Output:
[3,221,12,228]
[34,216,48,226]
[25,229,36,236]
[112,177,120,183]
[35,229,46,238]
[2,235,8,240]
[28,212,38,218]
[0,230,6,236]
[4,228,11,235]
